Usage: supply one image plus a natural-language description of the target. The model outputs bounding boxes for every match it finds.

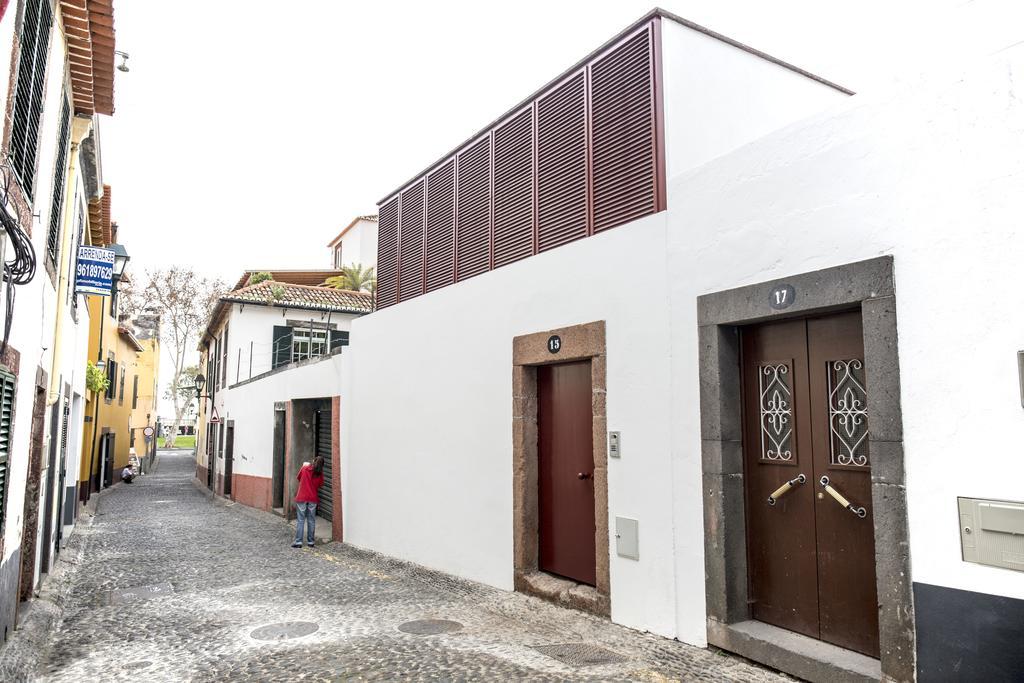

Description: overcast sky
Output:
[100,0,1019,415]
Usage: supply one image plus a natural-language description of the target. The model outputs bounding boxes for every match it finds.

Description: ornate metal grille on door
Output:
[826,359,869,467]
[758,363,794,461]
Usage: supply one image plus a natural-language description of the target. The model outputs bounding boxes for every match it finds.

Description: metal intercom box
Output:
[959,497,1024,572]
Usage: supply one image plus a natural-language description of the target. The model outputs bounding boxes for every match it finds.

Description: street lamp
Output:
[194,373,206,395]
[108,243,130,280]
[115,50,130,73]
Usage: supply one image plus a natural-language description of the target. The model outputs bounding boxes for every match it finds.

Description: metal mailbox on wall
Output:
[959,497,1024,572]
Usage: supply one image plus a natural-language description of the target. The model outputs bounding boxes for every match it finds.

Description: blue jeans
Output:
[294,502,317,544]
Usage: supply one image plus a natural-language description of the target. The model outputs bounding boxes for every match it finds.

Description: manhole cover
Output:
[533,643,626,667]
[250,621,320,641]
[106,582,174,605]
[397,619,463,635]
[124,661,152,671]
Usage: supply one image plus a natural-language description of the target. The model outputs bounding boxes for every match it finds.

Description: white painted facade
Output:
[198,301,362,487]
[329,217,378,271]
[209,303,360,390]
[340,18,850,645]
[337,13,1024,665]
[225,353,348,482]
[1,3,94,606]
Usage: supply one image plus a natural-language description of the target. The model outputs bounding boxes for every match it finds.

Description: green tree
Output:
[144,268,226,448]
[324,263,376,293]
[248,271,273,286]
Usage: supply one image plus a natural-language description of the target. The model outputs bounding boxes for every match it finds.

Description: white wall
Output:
[357,219,378,270]
[225,353,347,479]
[218,303,360,386]
[661,18,848,180]
[344,213,680,638]
[336,218,378,271]
[663,45,1024,617]
[1,10,71,568]
[338,21,865,646]
[206,301,361,482]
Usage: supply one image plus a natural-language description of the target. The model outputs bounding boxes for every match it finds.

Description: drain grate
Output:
[533,643,626,667]
[250,621,320,641]
[106,582,174,605]
[398,619,463,635]
[124,661,152,671]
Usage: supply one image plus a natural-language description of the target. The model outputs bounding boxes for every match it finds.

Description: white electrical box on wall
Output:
[1018,350,1024,408]
[959,497,1024,572]
[615,516,639,560]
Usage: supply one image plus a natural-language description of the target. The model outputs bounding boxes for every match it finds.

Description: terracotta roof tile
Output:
[231,269,344,291]
[221,281,374,314]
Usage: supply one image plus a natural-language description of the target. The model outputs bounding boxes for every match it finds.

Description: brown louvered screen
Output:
[399,181,425,300]
[592,28,656,233]
[424,160,455,292]
[537,72,588,252]
[377,197,400,309]
[376,17,664,309]
[492,108,534,268]
[455,137,491,281]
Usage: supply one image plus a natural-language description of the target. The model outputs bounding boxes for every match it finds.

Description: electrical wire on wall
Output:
[0,160,37,355]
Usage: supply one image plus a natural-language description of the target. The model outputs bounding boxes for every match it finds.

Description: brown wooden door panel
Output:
[743,311,880,659]
[743,319,819,638]
[538,361,596,586]
[807,312,879,658]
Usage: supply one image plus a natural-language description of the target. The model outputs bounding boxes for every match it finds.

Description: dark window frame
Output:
[45,92,71,264]
[104,359,116,402]
[10,0,55,200]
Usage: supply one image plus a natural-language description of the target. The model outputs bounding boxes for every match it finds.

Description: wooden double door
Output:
[742,311,879,658]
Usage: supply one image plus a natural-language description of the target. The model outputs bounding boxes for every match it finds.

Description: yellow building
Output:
[127,321,160,466]
[79,280,147,497]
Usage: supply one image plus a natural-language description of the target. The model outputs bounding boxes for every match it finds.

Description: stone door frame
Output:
[512,320,610,616]
[697,256,914,682]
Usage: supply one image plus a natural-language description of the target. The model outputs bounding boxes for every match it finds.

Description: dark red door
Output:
[743,311,879,658]
[538,360,596,586]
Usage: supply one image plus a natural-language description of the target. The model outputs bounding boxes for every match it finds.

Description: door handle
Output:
[577,472,590,480]
[767,473,806,506]
[819,476,867,518]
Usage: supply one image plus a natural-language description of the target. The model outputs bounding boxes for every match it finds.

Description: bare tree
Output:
[144,268,225,448]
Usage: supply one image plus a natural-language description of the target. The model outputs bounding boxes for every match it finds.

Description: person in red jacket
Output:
[292,456,325,548]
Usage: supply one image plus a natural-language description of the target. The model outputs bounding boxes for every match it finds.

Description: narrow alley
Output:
[32,451,784,681]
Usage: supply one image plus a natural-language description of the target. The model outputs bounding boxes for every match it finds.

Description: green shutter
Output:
[272,326,292,370]
[329,330,349,353]
[0,370,16,530]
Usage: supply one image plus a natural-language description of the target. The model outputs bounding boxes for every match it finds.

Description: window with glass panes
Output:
[292,328,328,362]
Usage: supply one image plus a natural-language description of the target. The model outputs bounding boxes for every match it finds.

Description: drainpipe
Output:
[47,117,94,406]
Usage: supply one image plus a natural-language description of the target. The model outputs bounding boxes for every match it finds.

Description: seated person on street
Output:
[121,464,136,483]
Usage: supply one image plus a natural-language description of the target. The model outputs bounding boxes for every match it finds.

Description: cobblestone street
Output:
[35,452,787,681]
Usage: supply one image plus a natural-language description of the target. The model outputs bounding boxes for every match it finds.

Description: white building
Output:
[196,273,372,541]
[327,215,378,270]
[330,9,1024,682]
[0,0,120,644]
